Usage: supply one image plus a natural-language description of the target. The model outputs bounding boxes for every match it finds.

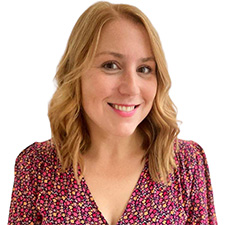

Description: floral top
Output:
[8,139,217,224]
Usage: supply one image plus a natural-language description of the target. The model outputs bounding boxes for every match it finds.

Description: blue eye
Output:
[137,66,152,74]
[102,61,119,70]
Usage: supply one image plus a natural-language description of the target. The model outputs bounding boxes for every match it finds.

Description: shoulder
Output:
[15,139,58,173]
[174,139,207,168]
[173,139,211,187]
[172,139,210,197]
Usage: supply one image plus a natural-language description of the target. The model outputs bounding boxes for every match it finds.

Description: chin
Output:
[110,126,138,137]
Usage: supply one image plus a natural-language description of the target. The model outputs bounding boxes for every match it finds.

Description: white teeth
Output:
[112,104,135,112]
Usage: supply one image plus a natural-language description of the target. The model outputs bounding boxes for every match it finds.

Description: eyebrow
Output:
[96,51,155,62]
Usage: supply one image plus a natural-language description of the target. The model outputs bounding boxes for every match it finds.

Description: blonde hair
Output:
[48,1,180,184]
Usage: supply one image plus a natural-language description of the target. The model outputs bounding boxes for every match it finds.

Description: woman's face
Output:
[81,18,157,138]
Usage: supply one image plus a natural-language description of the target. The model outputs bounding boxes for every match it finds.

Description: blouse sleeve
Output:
[185,141,217,224]
[8,144,42,224]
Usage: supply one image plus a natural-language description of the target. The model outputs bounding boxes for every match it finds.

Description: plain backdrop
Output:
[1,0,224,224]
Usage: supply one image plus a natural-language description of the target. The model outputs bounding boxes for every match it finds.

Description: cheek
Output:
[152,83,158,99]
[144,79,158,102]
[81,76,113,106]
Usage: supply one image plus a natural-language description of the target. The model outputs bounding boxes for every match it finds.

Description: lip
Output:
[108,102,140,117]
[108,103,139,107]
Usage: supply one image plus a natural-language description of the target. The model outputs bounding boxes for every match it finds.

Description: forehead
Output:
[96,18,153,57]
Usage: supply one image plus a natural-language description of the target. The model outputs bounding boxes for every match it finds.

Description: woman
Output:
[8,1,217,224]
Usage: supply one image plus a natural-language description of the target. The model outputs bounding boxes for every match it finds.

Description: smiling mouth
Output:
[108,103,140,112]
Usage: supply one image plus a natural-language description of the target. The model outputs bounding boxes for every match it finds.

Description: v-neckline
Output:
[79,158,148,225]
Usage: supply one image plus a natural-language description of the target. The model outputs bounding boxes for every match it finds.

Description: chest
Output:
[36,166,188,225]
[83,168,143,225]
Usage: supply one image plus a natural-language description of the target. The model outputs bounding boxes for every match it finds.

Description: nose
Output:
[118,69,140,96]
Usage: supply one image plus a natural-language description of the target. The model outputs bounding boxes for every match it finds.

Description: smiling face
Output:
[81,18,157,138]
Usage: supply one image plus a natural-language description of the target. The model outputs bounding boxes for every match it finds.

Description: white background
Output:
[1,0,224,224]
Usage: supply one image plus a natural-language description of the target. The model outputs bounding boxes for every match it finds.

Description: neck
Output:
[83,129,145,164]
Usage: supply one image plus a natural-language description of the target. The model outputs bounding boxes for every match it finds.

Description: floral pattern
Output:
[8,139,217,224]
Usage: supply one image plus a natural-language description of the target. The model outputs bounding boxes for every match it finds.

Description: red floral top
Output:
[8,139,217,224]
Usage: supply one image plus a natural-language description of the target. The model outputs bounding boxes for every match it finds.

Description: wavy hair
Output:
[48,1,180,184]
